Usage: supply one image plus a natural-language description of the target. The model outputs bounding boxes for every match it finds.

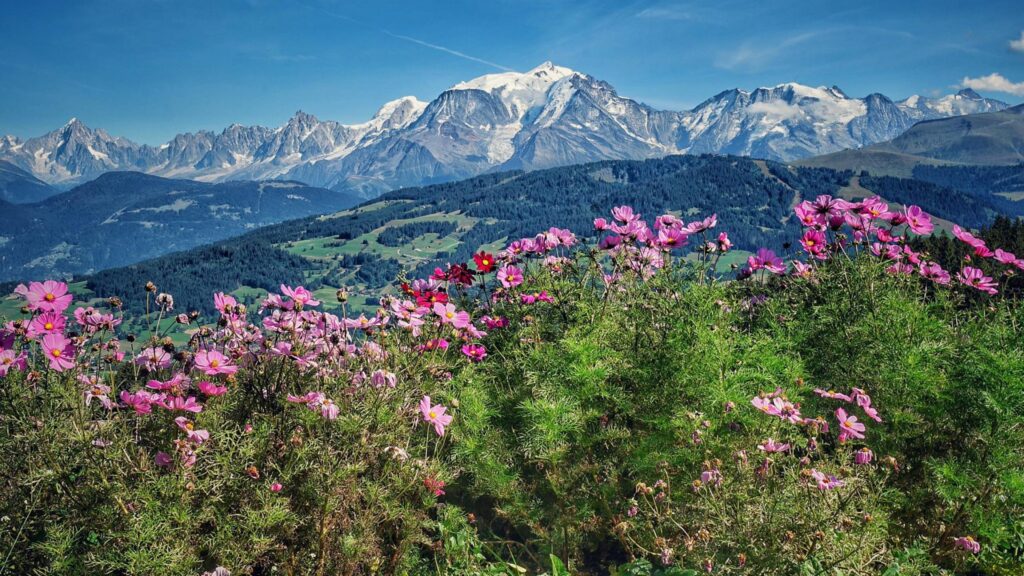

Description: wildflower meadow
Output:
[1,196,1022,575]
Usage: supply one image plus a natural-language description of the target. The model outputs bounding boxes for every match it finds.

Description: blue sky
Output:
[2,0,1022,144]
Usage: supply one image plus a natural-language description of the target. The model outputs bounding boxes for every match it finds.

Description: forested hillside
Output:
[69,155,1014,319]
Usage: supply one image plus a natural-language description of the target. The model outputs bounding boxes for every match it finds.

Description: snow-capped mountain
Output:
[0,63,1008,196]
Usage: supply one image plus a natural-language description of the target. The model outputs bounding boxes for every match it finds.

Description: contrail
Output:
[301,3,512,71]
[381,31,512,71]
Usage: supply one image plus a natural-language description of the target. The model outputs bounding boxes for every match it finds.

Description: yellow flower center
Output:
[185,422,194,430]
[2,358,11,365]
[44,322,54,330]
[445,311,454,319]
[51,348,62,357]
[482,259,490,266]
[210,359,220,368]
[44,293,55,302]
[429,411,437,419]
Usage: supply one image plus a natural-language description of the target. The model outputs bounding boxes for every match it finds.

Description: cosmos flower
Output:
[41,333,75,371]
[420,395,453,436]
[194,349,238,376]
[24,280,74,313]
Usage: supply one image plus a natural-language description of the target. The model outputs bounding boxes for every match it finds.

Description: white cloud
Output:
[961,72,1024,96]
[1011,31,1024,53]
[747,101,803,120]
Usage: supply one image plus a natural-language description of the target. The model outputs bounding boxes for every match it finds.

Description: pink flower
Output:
[370,369,397,388]
[814,388,853,402]
[461,343,487,362]
[751,396,781,417]
[270,482,283,493]
[612,205,640,224]
[319,398,339,420]
[155,452,174,468]
[24,280,73,313]
[158,395,204,413]
[41,333,75,371]
[433,302,471,328]
[420,395,453,436]
[952,226,993,258]
[656,228,688,250]
[903,205,933,235]
[810,469,845,490]
[424,476,446,497]
[747,248,786,275]
[213,292,237,314]
[757,438,790,453]
[957,266,998,295]
[83,382,114,410]
[953,536,981,555]
[174,416,210,444]
[854,447,874,465]
[0,350,27,376]
[26,311,66,340]
[280,284,320,308]
[120,390,157,414]
[197,381,228,396]
[800,229,828,259]
[496,265,524,289]
[136,347,172,371]
[836,408,866,440]
[194,349,237,376]
[919,262,951,285]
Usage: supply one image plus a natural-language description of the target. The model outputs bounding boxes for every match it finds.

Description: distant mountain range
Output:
[0,62,1007,197]
[795,104,1024,177]
[0,172,358,281]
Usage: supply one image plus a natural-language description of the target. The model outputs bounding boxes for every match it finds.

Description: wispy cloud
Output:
[299,3,510,71]
[635,6,694,21]
[1011,31,1024,53]
[961,72,1024,96]
[715,26,914,71]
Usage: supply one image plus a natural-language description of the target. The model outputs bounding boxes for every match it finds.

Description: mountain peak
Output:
[956,88,982,100]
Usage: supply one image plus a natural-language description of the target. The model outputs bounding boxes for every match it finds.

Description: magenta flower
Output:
[903,205,933,235]
[155,451,174,468]
[213,292,238,313]
[747,248,786,275]
[194,349,238,376]
[174,416,210,444]
[24,280,73,313]
[120,390,157,414]
[611,205,640,224]
[953,536,981,555]
[270,482,283,493]
[919,262,951,285]
[420,395,454,436]
[197,381,228,396]
[41,333,75,371]
[854,447,874,465]
[800,229,828,259]
[836,408,866,440]
[757,438,791,453]
[461,343,487,362]
[26,311,66,340]
[158,396,204,413]
[994,249,1018,265]
[957,266,998,295]
[496,265,524,289]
